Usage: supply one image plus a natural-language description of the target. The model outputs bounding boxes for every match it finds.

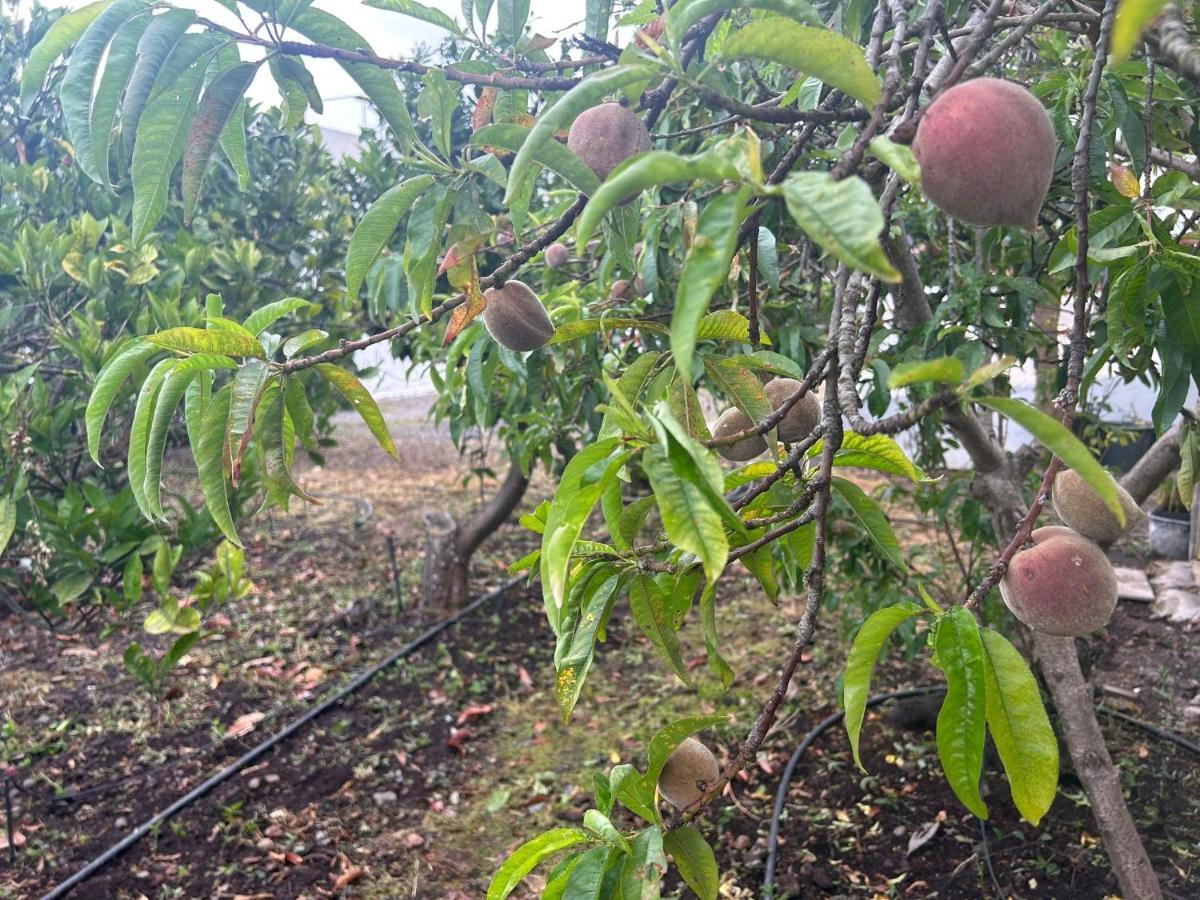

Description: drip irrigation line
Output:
[762,685,947,890]
[39,575,525,900]
[762,686,1200,895]
[1098,706,1200,756]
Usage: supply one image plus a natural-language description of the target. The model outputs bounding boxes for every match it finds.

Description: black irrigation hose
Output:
[39,575,525,900]
[762,686,1200,895]
[762,685,948,890]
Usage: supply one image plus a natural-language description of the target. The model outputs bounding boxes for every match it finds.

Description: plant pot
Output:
[1098,425,1156,473]
[1148,508,1190,559]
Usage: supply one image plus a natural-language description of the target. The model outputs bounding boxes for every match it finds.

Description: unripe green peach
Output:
[912,78,1057,230]
[1052,468,1145,543]
[657,737,719,809]
[566,102,652,183]
[712,407,766,462]
[999,526,1117,636]
[482,280,554,351]
[763,378,819,443]
[545,242,569,269]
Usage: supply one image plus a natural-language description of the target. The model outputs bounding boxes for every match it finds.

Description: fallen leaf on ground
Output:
[332,866,365,891]
[456,703,494,725]
[906,820,940,856]
[227,711,266,737]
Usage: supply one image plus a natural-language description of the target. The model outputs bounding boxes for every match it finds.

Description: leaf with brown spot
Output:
[443,280,487,347]
[472,87,497,131]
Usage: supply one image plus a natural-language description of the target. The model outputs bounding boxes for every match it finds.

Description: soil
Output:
[1,393,1198,899]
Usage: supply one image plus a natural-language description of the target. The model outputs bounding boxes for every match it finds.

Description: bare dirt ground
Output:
[1,396,1198,899]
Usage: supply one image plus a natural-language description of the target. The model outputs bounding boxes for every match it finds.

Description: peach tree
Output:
[25,0,1200,896]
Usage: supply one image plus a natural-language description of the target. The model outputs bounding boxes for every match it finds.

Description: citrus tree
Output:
[22,0,1200,896]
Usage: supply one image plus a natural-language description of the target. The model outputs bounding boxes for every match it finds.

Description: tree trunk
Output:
[1033,633,1164,899]
[420,458,529,610]
[886,231,1163,897]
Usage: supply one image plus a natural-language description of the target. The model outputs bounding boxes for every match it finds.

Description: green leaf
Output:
[219,96,251,191]
[695,309,759,343]
[583,809,630,853]
[619,827,667,898]
[640,715,728,795]
[0,495,16,558]
[1111,0,1169,63]
[288,8,416,150]
[973,397,1123,525]
[182,62,258,223]
[117,9,197,159]
[888,356,963,388]
[672,191,743,380]
[560,846,612,899]
[644,443,728,586]
[471,123,600,197]
[123,553,144,605]
[145,367,194,519]
[497,0,531,47]
[366,0,464,34]
[147,326,266,358]
[830,477,907,573]
[539,438,626,627]
[504,63,660,203]
[979,629,1058,825]
[52,571,94,606]
[556,567,622,723]
[549,317,669,346]
[663,826,718,900]
[668,0,821,41]
[867,135,921,184]
[486,828,589,900]
[1163,274,1200,357]
[21,0,115,112]
[226,359,270,478]
[283,377,316,447]
[242,298,314,336]
[127,358,176,522]
[703,357,773,431]
[130,45,215,243]
[315,364,397,458]
[699,582,734,688]
[282,329,329,358]
[575,151,739,249]
[1107,259,1151,362]
[810,432,930,482]
[777,173,899,281]
[260,386,312,506]
[842,602,924,770]
[722,350,804,380]
[144,602,201,635]
[90,13,150,189]
[196,384,242,547]
[721,18,881,108]
[933,607,989,819]
[629,574,690,684]
[59,0,152,183]
[346,176,437,300]
[87,339,160,465]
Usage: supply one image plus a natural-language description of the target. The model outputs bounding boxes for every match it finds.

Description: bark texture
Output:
[421,460,530,610]
[1032,633,1164,899]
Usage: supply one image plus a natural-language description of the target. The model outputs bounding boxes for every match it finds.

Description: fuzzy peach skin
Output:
[567,102,652,184]
[913,78,1057,230]
[482,280,554,351]
[1000,526,1118,636]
